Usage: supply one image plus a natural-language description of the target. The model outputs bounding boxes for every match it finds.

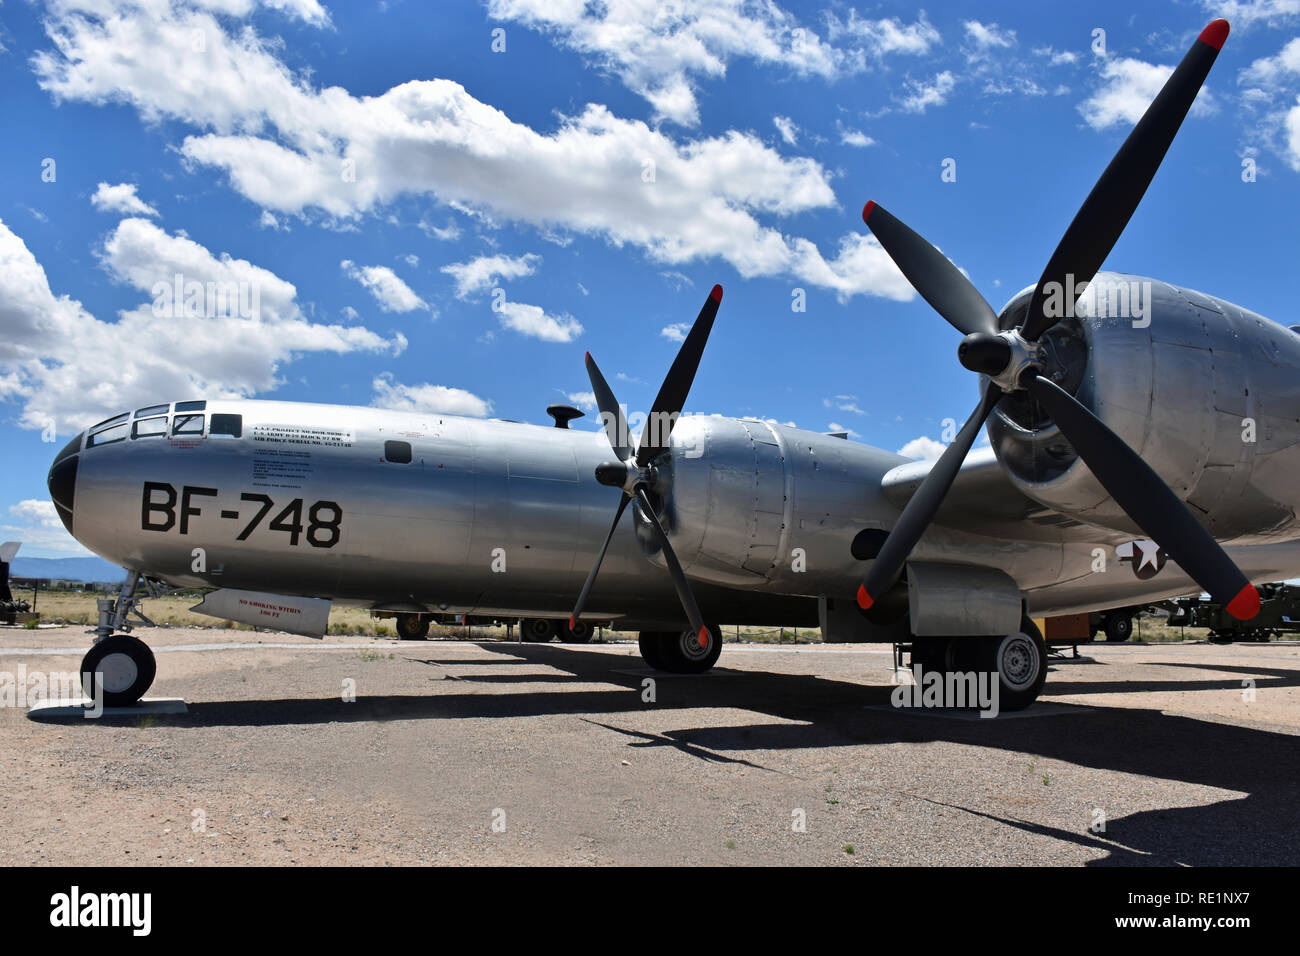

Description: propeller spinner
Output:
[856,19,1260,622]
[570,285,724,645]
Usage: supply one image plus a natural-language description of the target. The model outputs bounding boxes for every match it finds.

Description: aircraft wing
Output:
[881,446,1103,543]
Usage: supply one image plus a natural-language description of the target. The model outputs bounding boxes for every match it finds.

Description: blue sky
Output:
[2,0,1300,557]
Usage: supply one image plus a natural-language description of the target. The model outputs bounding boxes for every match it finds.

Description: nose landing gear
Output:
[80,570,158,708]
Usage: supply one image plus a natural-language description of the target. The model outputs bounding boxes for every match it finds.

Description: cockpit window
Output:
[86,414,129,448]
[172,413,205,437]
[175,400,206,412]
[135,404,169,418]
[210,413,242,437]
[132,416,168,439]
[87,422,128,447]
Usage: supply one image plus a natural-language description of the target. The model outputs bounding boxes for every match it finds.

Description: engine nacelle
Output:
[987,272,1300,543]
[637,415,903,591]
[635,416,790,587]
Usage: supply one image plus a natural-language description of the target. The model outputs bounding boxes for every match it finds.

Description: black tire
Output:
[910,636,950,678]
[521,618,557,643]
[910,636,984,677]
[395,613,430,641]
[80,634,156,708]
[654,625,723,674]
[1103,613,1133,643]
[561,619,594,644]
[638,631,669,669]
[1208,630,1235,645]
[976,623,1047,712]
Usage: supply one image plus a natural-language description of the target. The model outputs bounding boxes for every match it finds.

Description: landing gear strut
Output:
[637,625,722,674]
[81,570,158,708]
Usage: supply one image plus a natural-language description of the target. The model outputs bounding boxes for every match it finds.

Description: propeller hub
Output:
[595,460,631,488]
[594,460,656,495]
[962,328,1043,394]
[957,332,1012,376]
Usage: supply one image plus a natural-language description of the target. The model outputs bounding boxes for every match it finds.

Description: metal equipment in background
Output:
[0,541,34,625]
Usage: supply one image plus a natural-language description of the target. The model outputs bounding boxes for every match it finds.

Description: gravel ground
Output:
[1,625,1297,866]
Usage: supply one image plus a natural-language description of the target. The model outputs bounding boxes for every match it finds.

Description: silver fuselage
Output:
[49,274,1300,631]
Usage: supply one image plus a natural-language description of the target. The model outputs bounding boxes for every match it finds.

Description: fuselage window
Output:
[210,413,243,437]
[172,413,205,437]
[384,440,413,463]
[132,416,168,439]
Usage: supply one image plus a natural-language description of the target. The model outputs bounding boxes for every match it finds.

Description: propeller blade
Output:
[570,494,632,627]
[1020,19,1229,341]
[857,382,1003,610]
[1026,374,1259,619]
[862,201,999,337]
[633,486,710,647]
[585,352,633,462]
[636,285,723,467]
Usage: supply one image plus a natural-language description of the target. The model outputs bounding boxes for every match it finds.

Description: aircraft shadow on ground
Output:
[81,640,1300,865]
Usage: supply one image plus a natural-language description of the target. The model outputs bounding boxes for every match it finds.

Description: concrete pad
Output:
[864,701,1093,721]
[26,697,189,719]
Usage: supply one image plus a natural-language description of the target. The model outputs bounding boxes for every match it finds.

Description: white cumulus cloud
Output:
[897,436,947,460]
[0,215,403,432]
[90,182,158,217]
[441,253,541,299]
[371,373,493,417]
[488,0,861,127]
[773,115,799,145]
[497,300,583,343]
[29,0,915,303]
[341,260,429,313]
[1080,56,1216,130]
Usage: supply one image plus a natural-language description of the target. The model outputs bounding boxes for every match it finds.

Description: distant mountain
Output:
[7,555,123,582]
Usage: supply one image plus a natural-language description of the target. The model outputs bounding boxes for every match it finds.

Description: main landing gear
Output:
[637,625,723,674]
[519,618,595,644]
[395,613,431,640]
[909,617,1047,712]
[81,570,159,708]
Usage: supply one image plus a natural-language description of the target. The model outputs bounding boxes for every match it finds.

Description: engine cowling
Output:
[633,415,790,587]
[987,272,1300,542]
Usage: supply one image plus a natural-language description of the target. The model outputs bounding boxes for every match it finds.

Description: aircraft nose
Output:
[47,431,84,536]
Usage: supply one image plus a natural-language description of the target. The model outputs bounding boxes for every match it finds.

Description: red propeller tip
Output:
[856,585,874,610]
[584,351,592,362]
[697,626,709,649]
[709,284,723,302]
[862,200,876,224]
[1198,19,1229,51]
[1225,583,1260,621]
[569,616,576,629]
